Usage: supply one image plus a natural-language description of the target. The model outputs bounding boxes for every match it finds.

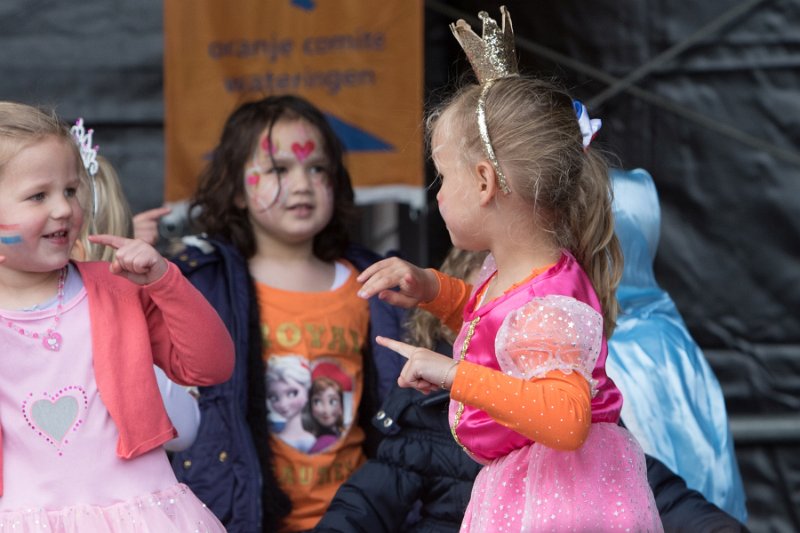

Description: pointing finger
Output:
[87,234,128,250]
[375,336,415,359]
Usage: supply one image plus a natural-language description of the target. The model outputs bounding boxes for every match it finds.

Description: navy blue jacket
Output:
[169,236,404,532]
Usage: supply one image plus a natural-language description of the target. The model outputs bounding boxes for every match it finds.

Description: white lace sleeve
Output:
[495,295,602,396]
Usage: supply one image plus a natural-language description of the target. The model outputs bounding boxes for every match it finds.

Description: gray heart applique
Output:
[31,396,79,443]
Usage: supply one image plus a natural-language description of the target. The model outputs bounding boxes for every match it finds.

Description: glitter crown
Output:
[450,6,519,84]
[70,118,99,178]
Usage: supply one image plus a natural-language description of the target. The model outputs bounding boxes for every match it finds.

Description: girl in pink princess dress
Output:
[357,9,663,532]
[0,101,233,532]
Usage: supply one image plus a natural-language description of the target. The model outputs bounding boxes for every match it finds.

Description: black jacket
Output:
[315,387,479,532]
[315,385,749,533]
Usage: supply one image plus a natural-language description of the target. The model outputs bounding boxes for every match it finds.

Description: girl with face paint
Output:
[0,103,232,531]
[171,95,397,533]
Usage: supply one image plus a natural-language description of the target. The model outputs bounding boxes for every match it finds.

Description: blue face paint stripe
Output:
[0,235,23,244]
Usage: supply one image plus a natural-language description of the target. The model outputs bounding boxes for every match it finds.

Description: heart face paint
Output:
[261,136,278,156]
[291,141,316,162]
[244,165,282,210]
[245,121,329,212]
[243,118,335,249]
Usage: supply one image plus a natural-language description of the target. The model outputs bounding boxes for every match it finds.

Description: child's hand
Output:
[88,234,168,285]
[357,257,439,308]
[132,205,172,246]
[376,335,459,394]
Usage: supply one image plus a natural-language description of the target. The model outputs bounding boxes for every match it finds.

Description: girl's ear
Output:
[475,160,499,206]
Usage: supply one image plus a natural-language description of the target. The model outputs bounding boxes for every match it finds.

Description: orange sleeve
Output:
[450,361,591,451]
[418,269,472,333]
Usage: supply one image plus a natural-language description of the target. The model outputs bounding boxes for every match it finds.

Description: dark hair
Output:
[190,94,356,260]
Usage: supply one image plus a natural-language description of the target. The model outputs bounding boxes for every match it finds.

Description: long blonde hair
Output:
[75,156,133,262]
[427,78,623,337]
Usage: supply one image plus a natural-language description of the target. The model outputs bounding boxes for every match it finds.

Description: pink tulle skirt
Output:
[0,483,225,533]
[461,423,663,532]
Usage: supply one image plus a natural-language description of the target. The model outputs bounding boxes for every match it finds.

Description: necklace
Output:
[1,268,66,352]
[477,264,554,306]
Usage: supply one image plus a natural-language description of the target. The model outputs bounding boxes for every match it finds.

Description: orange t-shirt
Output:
[256,260,369,532]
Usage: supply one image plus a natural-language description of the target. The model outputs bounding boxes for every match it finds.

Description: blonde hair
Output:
[404,248,489,350]
[0,102,85,183]
[75,155,134,262]
[428,78,623,337]
[267,355,312,389]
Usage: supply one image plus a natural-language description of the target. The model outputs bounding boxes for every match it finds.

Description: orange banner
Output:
[164,0,424,207]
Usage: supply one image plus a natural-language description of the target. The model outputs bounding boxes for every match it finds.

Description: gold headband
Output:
[450,6,519,194]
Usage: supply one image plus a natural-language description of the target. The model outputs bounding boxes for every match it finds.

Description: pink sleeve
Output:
[142,262,234,386]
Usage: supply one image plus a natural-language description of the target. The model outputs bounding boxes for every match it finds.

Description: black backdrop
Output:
[1,1,798,530]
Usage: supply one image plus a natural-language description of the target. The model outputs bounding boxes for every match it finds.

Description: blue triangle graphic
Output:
[324,113,394,152]
[291,0,315,11]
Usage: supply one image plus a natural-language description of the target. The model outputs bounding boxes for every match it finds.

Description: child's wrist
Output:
[423,268,443,303]
[142,259,171,286]
[439,360,460,390]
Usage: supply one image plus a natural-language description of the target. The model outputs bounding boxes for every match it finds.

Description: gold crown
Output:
[450,6,519,84]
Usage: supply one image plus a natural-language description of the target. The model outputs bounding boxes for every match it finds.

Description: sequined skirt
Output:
[0,483,225,532]
[461,422,663,533]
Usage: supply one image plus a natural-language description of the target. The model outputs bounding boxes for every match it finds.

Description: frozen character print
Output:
[307,361,353,453]
[266,355,316,452]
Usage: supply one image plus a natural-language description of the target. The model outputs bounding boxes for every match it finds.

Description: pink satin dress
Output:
[450,253,662,532]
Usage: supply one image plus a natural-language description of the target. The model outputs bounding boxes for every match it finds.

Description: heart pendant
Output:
[42,332,62,352]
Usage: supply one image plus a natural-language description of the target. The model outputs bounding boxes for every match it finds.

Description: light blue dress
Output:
[607,168,747,522]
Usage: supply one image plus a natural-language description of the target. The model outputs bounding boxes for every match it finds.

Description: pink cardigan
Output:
[0,261,234,495]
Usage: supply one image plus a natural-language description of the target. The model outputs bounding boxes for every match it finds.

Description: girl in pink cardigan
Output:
[0,101,233,531]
